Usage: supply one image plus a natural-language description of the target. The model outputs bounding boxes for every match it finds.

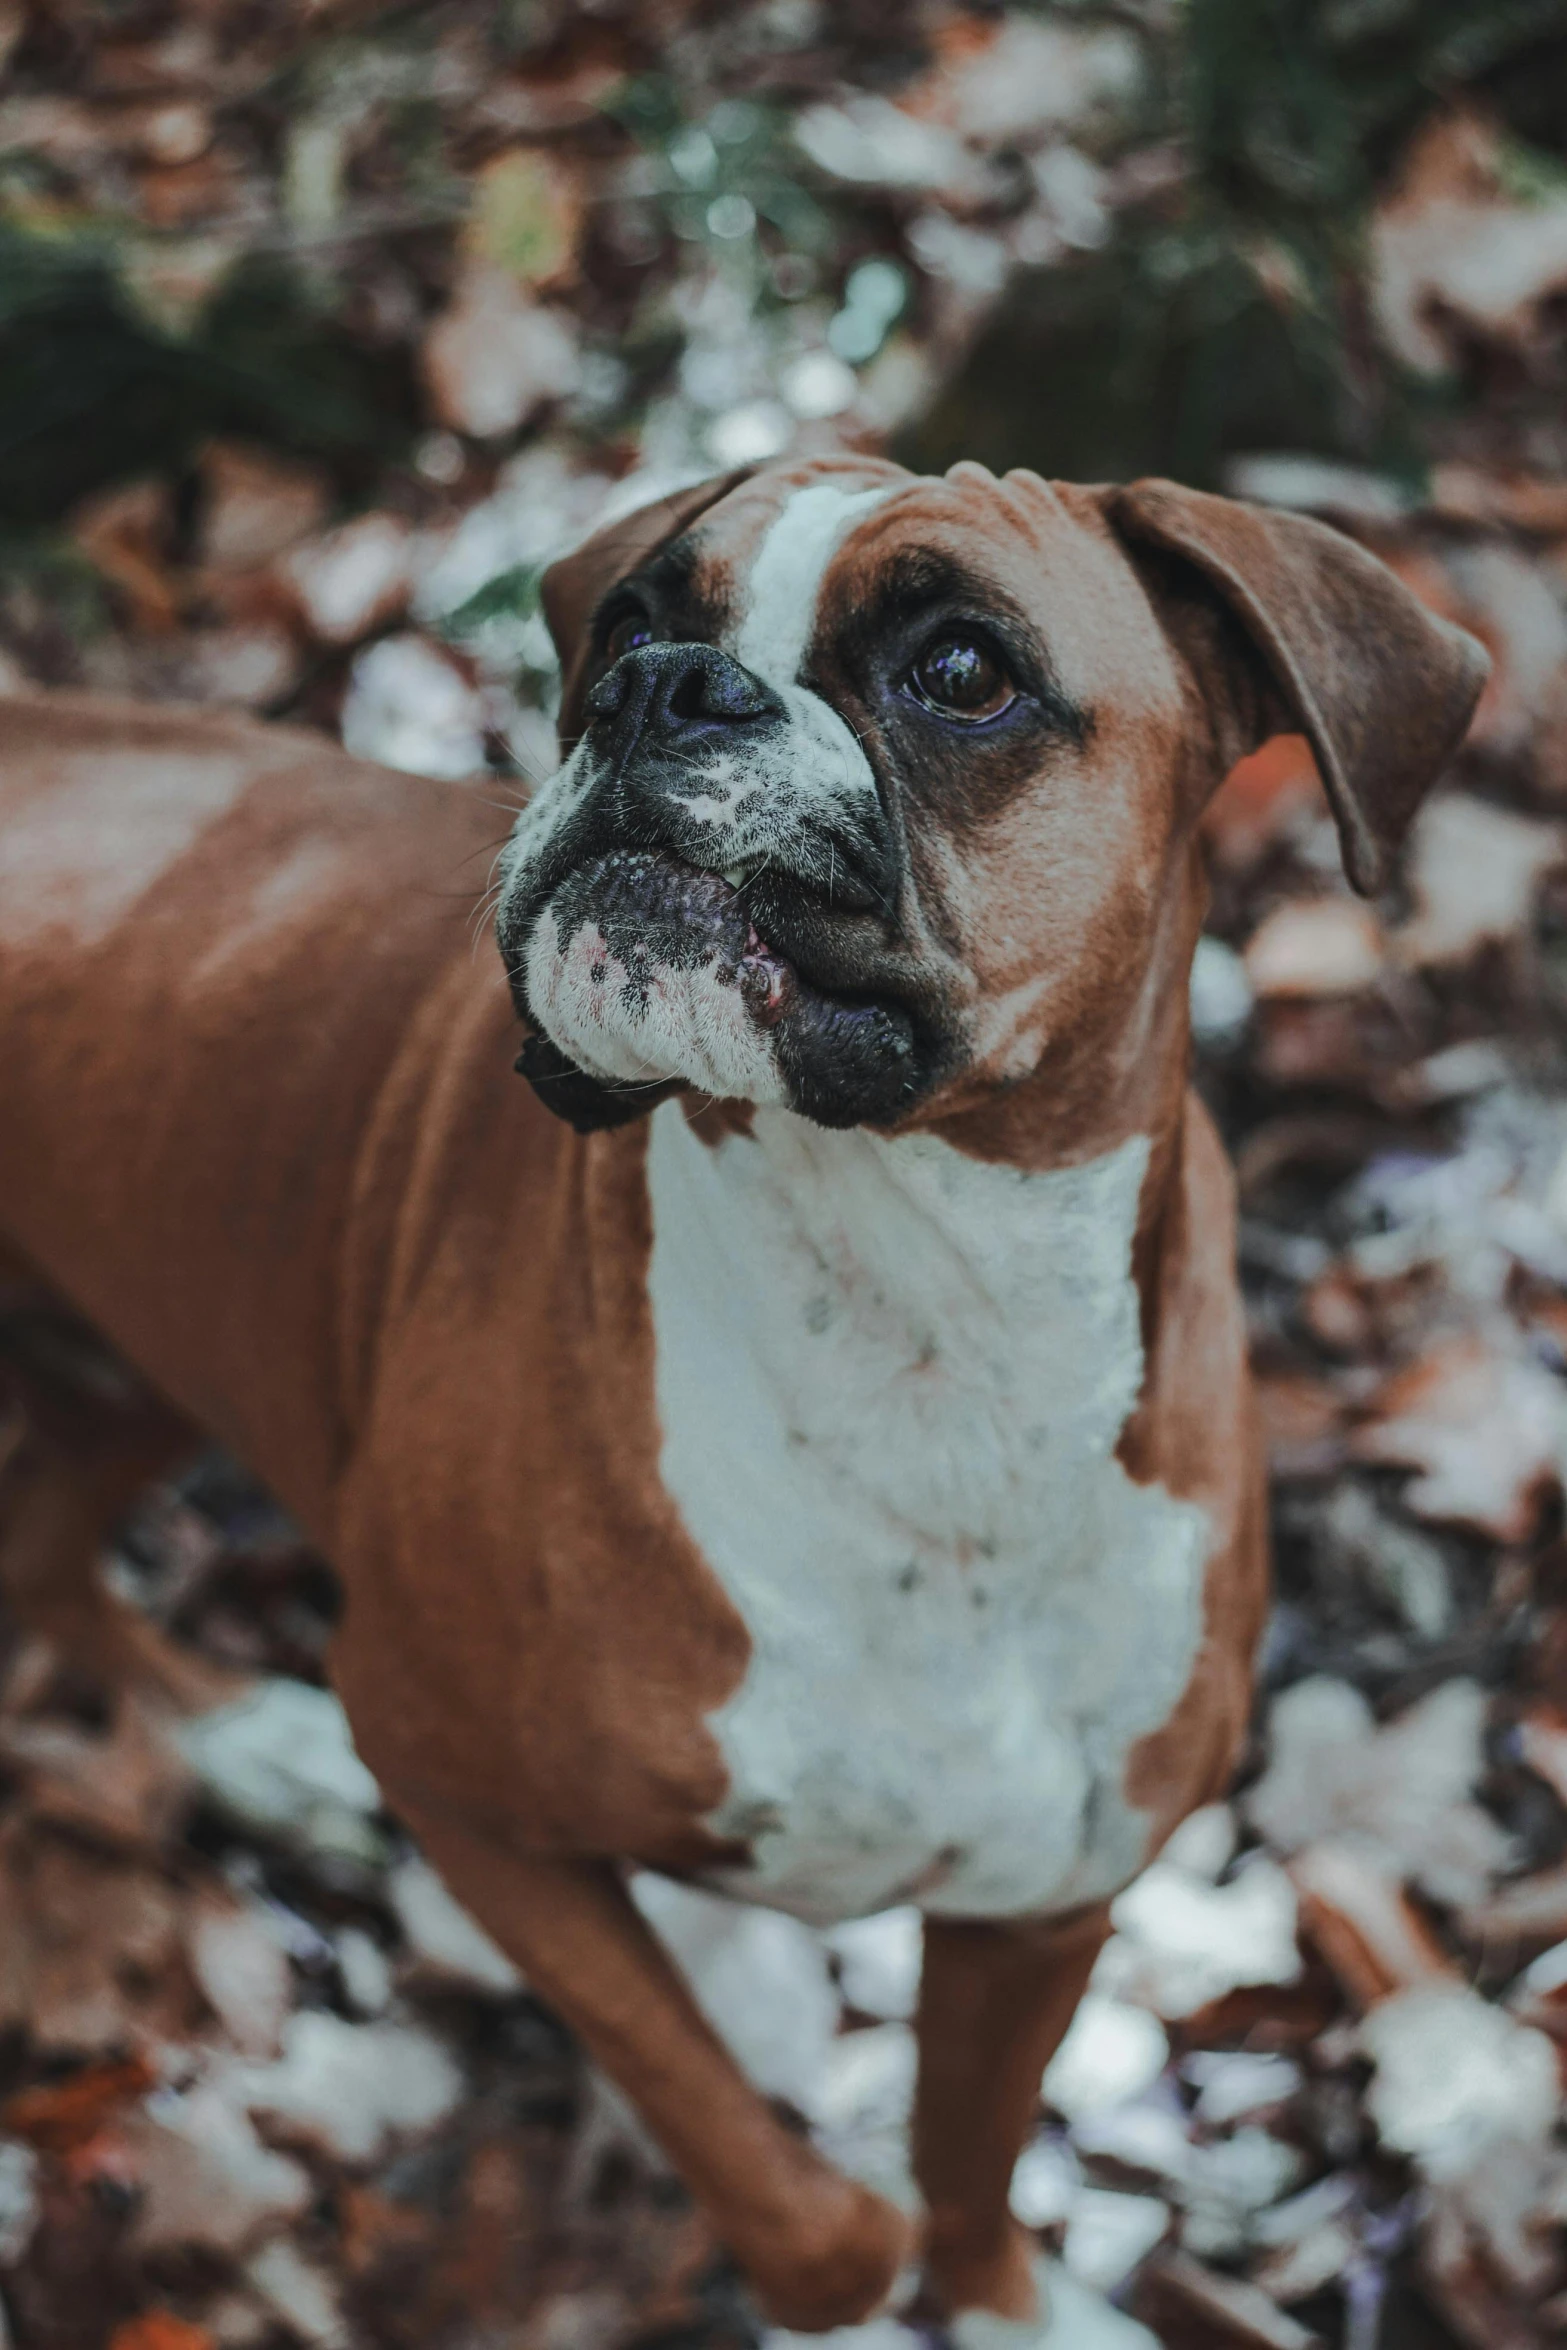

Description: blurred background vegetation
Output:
[3,0,1567,760]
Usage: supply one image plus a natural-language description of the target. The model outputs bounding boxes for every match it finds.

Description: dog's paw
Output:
[762,2322,912,2350]
[749,2179,915,2333]
[949,2261,1158,2350]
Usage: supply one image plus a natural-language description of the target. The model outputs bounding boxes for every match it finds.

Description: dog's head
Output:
[496,457,1487,1149]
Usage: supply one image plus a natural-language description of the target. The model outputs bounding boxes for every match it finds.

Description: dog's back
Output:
[0,691,516,1526]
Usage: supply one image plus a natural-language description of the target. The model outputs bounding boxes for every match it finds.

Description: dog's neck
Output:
[660,957,1200,1403]
[640,1091,1208,1921]
[648,1097,1177,1479]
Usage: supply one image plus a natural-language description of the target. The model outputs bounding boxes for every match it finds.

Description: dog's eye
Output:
[605,607,657,660]
[909,637,1015,720]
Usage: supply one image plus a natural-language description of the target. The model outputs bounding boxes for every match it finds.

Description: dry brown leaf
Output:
[1136,2247,1323,2348]
[1287,1839,1456,2009]
[421,263,581,441]
[108,2315,216,2350]
[1351,1336,1567,1541]
[20,1837,184,2054]
[1394,794,1566,969]
[0,1690,192,1850]
[1250,1370,1345,1481]
[1244,899,1385,1000]
[1371,109,1567,378]
[1252,999,1380,1093]
[196,442,331,575]
[1427,463,1567,535]
[70,479,183,633]
[1,2055,157,2154]
[1202,736,1327,874]
[1462,1859,1567,1958]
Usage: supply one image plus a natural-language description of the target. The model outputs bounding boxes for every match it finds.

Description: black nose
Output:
[585,642,784,749]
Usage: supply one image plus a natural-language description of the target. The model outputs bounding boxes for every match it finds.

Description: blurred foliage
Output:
[906,227,1374,491]
[610,80,839,258]
[0,233,419,527]
[4,0,1567,553]
[908,0,1567,487]
[442,561,545,636]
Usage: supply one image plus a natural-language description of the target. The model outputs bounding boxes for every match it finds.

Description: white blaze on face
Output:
[654,480,896,856]
[506,478,900,1099]
[733,482,893,694]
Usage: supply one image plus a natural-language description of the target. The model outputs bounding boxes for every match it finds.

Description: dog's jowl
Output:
[0,457,1487,2339]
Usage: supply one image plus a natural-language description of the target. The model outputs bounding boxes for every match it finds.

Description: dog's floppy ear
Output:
[1104,478,1489,895]
[542,467,752,746]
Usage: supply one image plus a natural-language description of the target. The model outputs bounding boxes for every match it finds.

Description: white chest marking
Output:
[732,483,892,693]
[645,1103,1209,1927]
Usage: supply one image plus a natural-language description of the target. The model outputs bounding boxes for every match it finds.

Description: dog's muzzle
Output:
[580,642,896,913]
[496,643,932,1132]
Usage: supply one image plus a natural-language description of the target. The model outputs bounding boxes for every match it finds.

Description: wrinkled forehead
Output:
[681,460,1180,712]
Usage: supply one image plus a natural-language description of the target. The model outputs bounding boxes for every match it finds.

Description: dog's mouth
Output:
[557,848,800,1023]
[508,845,925,1132]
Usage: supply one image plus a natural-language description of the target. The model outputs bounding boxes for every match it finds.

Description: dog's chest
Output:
[645,1105,1208,1926]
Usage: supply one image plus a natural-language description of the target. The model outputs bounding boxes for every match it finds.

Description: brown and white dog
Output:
[0,457,1486,2340]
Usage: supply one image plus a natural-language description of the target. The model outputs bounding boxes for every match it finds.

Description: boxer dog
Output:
[0,457,1486,2340]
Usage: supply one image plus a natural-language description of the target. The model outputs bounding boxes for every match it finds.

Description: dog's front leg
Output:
[397,1808,913,2329]
[913,1904,1111,2329]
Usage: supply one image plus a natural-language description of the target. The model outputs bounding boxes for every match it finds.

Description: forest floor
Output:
[7,6,1567,2347]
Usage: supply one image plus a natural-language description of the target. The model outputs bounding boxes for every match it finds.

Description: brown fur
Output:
[0,461,1486,2330]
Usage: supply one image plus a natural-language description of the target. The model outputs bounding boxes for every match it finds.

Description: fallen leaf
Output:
[276,515,412,649]
[1352,1336,1567,1542]
[1202,736,1326,874]
[236,2012,463,2165]
[1245,898,1385,999]
[1136,2247,1323,2348]
[387,1855,522,1997]
[0,1833,186,2054]
[108,2315,216,2350]
[1248,1677,1512,1905]
[244,2238,347,2348]
[1098,1856,1302,2020]
[196,442,331,574]
[1361,1982,1560,2178]
[183,1891,292,2060]
[122,2074,312,2255]
[70,479,182,633]
[0,1690,192,1851]
[1288,1838,1455,2009]
[1251,1370,1345,1481]
[421,263,580,440]
[1393,793,1565,967]
[173,625,299,711]
[339,634,486,782]
[1371,109,1567,378]
[1,2055,157,2154]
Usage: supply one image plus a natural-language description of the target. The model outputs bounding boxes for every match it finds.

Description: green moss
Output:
[0,234,418,529]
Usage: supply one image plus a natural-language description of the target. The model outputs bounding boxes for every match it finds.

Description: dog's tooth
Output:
[721,866,748,889]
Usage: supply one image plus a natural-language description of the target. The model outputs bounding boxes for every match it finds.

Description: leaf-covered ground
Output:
[6,6,1567,2346]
